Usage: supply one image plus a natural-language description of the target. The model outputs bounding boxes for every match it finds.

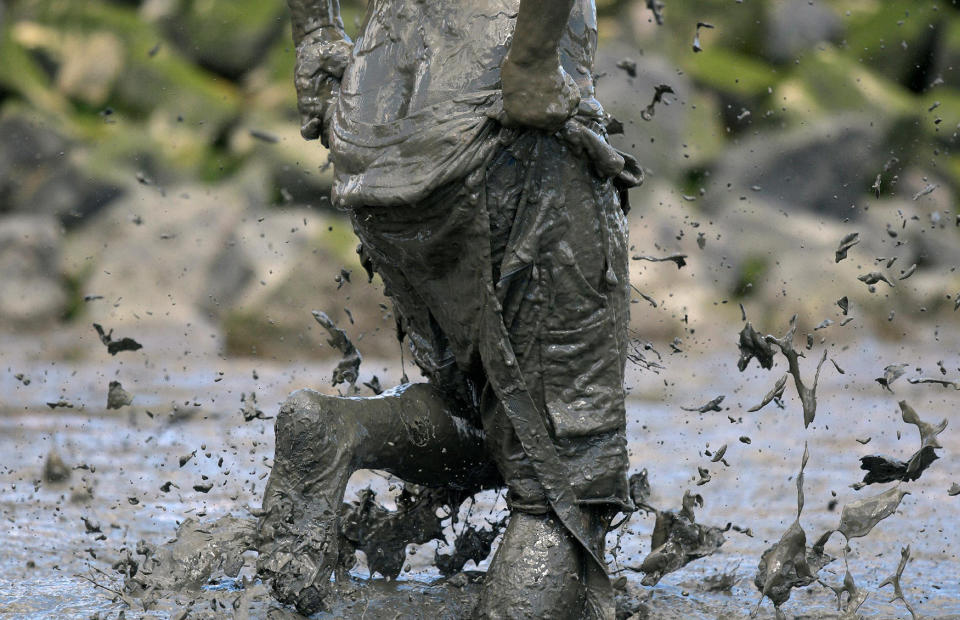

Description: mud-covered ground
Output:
[2,325,959,619]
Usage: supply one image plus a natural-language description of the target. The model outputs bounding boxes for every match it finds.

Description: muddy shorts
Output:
[349,128,631,516]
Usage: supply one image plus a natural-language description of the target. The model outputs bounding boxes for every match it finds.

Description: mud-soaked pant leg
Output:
[342,383,501,490]
[257,382,500,614]
[352,132,630,618]
[480,131,631,514]
[476,133,631,619]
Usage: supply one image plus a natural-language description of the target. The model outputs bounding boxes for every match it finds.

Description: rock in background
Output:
[0,213,66,326]
[1,0,959,362]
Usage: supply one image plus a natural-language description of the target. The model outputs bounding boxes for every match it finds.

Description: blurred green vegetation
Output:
[1,0,959,197]
[1,0,959,348]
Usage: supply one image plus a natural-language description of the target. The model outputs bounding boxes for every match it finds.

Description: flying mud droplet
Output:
[681,395,725,413]
[834,232,860,263]
[640,84,675,121]
[249,129,279,144]
[947,483,960,496]
[709,444,727,463]
[858,271,894,288]
[911,183,938,201]
[435,516,508,577]
[878,545,920,620]
[835,485,909,540]
[335,267,352,290]
[106,381,133,410]
[875,362,908,392]
[339,486,449,579]
[836,297,849,315]
[645,0,665,26]
[630,284,659,308]
[692,22,714,53]
[629,469,654,513]
[818,568,868,617]
[747,375,788,412]
[631,252,687,268]
[93,324,143,355]
[753,444,834,617]
[43,447,71,483]
[737,322,776,371]
[907,376,959,389]
[857,401,948,485]
[81,516,102,535]
[898,263,917,280]
[239,392,271,421]
[633,490,726,586]
[615,58,637,77]
[762,316,827,427]
[363,375,384,395]
[312,310,362,390]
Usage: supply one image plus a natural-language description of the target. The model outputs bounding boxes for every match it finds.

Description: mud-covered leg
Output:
[256,382,499,615]
[475,511,585,619]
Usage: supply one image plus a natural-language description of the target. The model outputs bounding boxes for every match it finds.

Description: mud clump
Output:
[239,391,271,421]
[834,232,860,263]
[93,323,143,355]
[879,546,920,620]
[856,400,947,487]
[43,447,71,483]
[312,310,361,391]
[753,445,834,617]
[338,485,448,579]
[738,316,827,428]
[736,322,775,371]
[122,516,256,601]
[435,517,507,577]
[106,381,133,410]
[634,490,726,586]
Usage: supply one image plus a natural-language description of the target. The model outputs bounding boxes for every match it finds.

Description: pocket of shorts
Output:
[544,242,609,332]
[540,313,626,439]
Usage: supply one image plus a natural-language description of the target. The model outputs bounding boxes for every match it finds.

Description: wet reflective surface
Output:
[1,333,959,618]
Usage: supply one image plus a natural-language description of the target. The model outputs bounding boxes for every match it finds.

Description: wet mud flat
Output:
[1,334,960,619]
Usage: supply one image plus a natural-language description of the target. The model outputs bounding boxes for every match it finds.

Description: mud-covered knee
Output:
[276,389,341,454]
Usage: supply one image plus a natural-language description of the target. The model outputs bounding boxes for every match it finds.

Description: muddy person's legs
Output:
[256,382,499,614]
[472,131,631,618]
[476,512,584,619]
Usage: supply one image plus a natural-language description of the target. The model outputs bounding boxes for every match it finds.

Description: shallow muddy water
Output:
[1,332,959,619]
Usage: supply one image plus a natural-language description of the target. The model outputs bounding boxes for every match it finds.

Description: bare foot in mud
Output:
[255,389,355,615]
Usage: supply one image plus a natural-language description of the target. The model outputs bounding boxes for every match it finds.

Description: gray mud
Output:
[2,335,959,619]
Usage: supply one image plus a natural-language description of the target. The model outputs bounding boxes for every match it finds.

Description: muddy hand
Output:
[500,54,579,132]
[294,31,353,144]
